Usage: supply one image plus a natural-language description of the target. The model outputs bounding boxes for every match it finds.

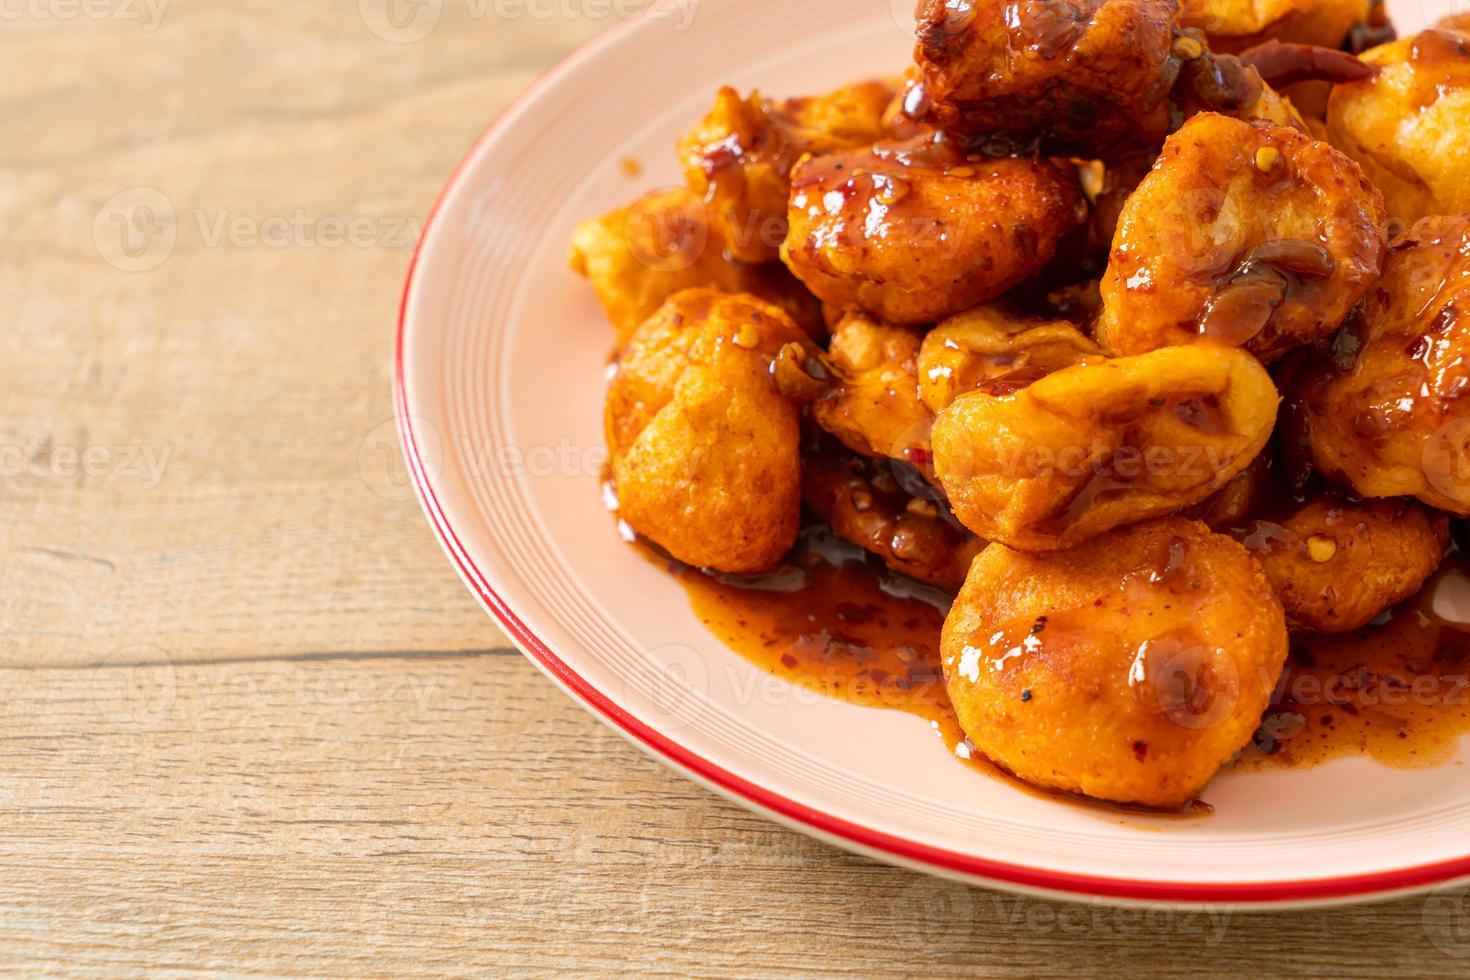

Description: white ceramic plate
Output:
[397,0,1470,907]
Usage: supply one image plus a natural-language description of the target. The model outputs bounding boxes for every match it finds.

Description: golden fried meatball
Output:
[799,313,935,475]
[1326,27,1470,223]
[1441,12,1470,32]
[678,82,894,265]
[570,188,823,345]
[932,344,1279,551]
[942,518,1289,807]
[917,305,1103,414]
[1293,214,1470,514]
[804,454,984,590]
[1236,495,1448,631]
[1179,0,1369,53]
[606,289,809,572]
[782,135,1084,325]
[1097,114,1387,363]
[912,0,1183,156]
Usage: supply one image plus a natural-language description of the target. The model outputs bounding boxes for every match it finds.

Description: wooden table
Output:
[2,2,1467,974]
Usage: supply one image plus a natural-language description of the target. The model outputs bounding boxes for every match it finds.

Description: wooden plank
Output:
[0,2,550,665]
[1,653,1464,977]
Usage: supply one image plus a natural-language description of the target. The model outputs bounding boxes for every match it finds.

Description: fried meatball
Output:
[941,518,1289,808]
[932,344,1279,551]
[1326,27,1470,223]
[1293,215,1470,514]
[1097,114,1387,363]
[1236,495,1448,631]
[782,135,1084,325]
[570,188,823,345]
[1179,0,1369,53]
[678,82,894,264]
[798,313,935,476]
[917,305,1103,415]
[606,289,809,572]
[804,453,984,590]
[912,0,1184,157]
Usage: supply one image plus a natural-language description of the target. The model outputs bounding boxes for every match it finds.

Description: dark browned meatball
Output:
[782,134,1084,325]
[804,453,984,590]
[912,0,1184,156]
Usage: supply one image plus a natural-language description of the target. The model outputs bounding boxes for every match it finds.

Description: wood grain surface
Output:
[2,2,1468,975]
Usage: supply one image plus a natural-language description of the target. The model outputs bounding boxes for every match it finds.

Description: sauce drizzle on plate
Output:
[624,510,1470,811]
[632,523,1214,819]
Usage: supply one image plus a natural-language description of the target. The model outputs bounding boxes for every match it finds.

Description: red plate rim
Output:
[393,4,1470,907]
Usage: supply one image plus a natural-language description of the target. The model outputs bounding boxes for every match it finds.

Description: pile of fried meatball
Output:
[571,0,1470,808]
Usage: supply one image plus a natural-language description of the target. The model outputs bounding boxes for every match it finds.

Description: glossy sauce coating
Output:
[941,520,1288,808]
[782,133,1083,325]
[802,453,983,591]
[1292,215,1470,513]
[917,305,1103,415]
[1406,28,1470,107]
[793,314,936,477]
[678,82,896,264]
[668,527,955,724]
[931,344,1278,551]
[1326,27,1470,221]
[1098,114,1387,363]
[1232,493,1448,632]
[913,0,1183,156]
[1180,0,1368,53]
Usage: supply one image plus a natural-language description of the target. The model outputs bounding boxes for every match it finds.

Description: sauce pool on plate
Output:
[627,516,1470,813]
[634,525,1219,818]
